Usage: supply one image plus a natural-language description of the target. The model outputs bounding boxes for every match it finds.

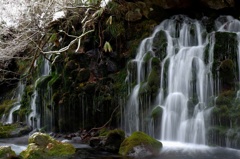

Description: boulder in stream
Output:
[20,132,76,159]
[119,131,162,158]
[0,146,16,159]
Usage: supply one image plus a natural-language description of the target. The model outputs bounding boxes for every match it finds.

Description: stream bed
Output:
[1,137,240,159]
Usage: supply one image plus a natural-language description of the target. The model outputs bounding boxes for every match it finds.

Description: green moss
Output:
[151,106,163,119]
[47,142,75,156]
[99,128,110,136]
[151,57,160,70]
[119,131,162,156]
[21,132,76,159]
[49,33,58,43]
[0,99,16,116]
[143,52,153,62]
[36,75,52,89]
[152,30,167,60]
[107,129,125,140]
[216,90,235,106]
[0,146,16,158]
[146,67,160,96]
[48,73,61,88]
[0,123,18,138]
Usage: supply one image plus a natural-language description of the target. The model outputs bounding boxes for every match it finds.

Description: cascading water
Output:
[28,56,51,130]
[3,81,25,124]
[123,15,240,146]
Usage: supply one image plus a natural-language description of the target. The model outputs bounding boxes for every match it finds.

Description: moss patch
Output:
[119,131,162,156]
[0,146,16,158]
[20,132,76,159]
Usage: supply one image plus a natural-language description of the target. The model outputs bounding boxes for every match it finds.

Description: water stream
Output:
[2,82,25,124]
[123,14,240,147]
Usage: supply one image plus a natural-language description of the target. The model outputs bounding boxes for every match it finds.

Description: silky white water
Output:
[28,57,51,130]
[123,15,240,146]
[3,81,25,124]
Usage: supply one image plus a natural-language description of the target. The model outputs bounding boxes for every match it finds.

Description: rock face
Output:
[20,132,76,159]
[0,146,16,159]
[119,131,162,157]
[200,0,235,10]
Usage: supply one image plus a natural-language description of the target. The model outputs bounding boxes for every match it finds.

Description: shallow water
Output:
[1,138,240,159]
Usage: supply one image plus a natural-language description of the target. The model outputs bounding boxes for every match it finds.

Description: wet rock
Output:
[0,146,16,159]
[20,132,76,159]
[89,129,125,153]
[119,131,162,157]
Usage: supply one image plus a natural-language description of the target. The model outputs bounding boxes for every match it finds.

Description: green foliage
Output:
[99,127,110,136]
[105,20,125,38]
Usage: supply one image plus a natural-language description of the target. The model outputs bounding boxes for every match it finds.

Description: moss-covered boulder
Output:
[0,123,31,138]
[20,132,76,159]
[89,129,125,153]
[119,131,162,157]
[0,146,16,159]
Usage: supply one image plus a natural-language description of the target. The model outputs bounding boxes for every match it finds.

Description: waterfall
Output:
[28,57,51,130]
[4,82,25,124]
[123,15,240,146]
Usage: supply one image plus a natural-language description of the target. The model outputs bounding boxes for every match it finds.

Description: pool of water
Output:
[1,138,240,159]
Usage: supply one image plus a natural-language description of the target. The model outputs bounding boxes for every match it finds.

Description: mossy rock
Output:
[0,123,18,138]
[0,146,16,159]
[152,30,167,60]
[151,106,163,119]
[104,129,125,153]
[215,90,235,106]
[20,132,76,159]
[119,131,162,157]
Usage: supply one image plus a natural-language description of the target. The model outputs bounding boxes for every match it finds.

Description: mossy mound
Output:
[119,131,162,157]
[20,132,76,159]
[0,123,18,138]
[0,146,16,159]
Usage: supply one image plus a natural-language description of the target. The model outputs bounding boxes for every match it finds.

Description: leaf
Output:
[103,41,112,52]
[106,16,112,25]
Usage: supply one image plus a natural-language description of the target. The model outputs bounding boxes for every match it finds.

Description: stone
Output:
[20,132,76,159]
[0,146,16,159]
[119,131,162,157]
